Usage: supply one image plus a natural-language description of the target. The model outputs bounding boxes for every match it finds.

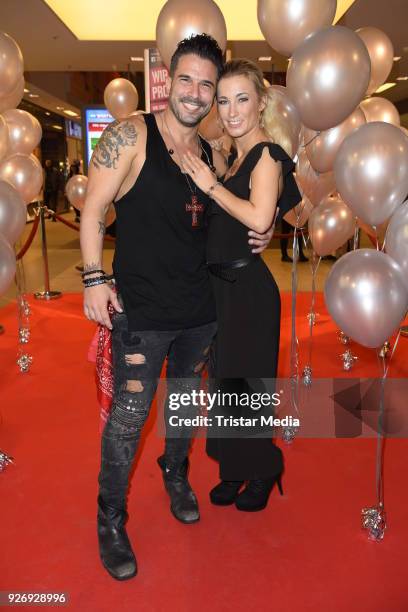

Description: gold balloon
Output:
[3,109,42,155]
[104,78,139,121]
[304,107,366,173]
[156,0,227,69]
[0,153,43,204]
[65,174,88,210]
[287,26,371,131]
[356,27,394,96]
[257,0,337,58]
[308,195,355,256]
[0,76,24,113]
[0,32,24,97]
[263,85,301,158]
[360,97,400,127]
[335,122,408,227]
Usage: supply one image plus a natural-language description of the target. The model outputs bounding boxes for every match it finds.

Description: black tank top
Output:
[113,113,216,331]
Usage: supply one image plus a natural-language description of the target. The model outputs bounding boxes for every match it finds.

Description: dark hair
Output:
[170,33,224,79]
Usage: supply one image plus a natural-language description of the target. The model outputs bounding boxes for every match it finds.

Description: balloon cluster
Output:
[253,1,408,350]
[0,32,43,300]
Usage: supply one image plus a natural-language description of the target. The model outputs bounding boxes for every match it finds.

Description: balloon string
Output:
[301,131,321,148]
[290,229,300,416]
[307,252,321,366]
[353,218,360,251]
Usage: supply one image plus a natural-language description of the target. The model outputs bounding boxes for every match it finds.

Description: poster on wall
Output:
[82,107,115,172]
[144,48,170,112]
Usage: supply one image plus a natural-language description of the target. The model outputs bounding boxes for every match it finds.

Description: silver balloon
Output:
[0,115,10,163]
[309,195,355,256]
[305,107,366,173]
[334,122,408,227]
[65,174,88,210]
[3,109,43,155]
[0,180,26,245]
[0,232,16,296]
[257,0,337,58]
[104,78,139,121]
[287,26,371,131]
[356,27,394,96]
[0,153,43,204]
[385,200,408,290]
[296,149,336,207]
[156,0,227,69]
[0,76,24,113]
[324,249,408,348]
[360,97,400,127]
[0,32,24,97]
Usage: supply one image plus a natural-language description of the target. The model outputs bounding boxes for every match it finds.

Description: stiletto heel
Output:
[235,472,284,512]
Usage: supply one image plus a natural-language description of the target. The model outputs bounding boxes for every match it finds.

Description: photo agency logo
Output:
[156,378,408,439]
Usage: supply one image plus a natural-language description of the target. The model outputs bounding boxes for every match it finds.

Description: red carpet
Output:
[0,293,407,611]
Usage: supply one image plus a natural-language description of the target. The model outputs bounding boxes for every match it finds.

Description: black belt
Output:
[207,256,259,282]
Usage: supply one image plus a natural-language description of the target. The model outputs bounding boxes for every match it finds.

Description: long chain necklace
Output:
[161,112,214,228]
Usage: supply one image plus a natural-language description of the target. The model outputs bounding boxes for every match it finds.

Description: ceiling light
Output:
[258,56,272,62]
[28,93,39,98]
[375,82,396,93]
[24,88,29,93]
[63,109,79,117]
[52,125,63,130]
[56,106,64,110]
[130,56,144,62]
[394,56,402,61]
[45,112,51,116]
[44,0,357,40]
[396,76,408,81]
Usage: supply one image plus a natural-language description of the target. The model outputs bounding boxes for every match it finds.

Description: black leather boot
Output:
[209,480,244,506]
[235,474,283,512]
[97,495,137,580]
[157,455,199,524]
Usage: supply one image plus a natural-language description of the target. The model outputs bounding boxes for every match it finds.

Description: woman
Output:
[182,59,301,512]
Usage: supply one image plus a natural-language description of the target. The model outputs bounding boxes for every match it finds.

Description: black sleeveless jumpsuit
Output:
[206,142,301,480]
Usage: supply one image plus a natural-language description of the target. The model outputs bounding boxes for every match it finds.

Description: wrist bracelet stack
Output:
[82,269,110,288]
[207,181,222,198]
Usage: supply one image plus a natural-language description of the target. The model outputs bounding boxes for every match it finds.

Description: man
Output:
[43,159,59,220]
[80,34,271,581]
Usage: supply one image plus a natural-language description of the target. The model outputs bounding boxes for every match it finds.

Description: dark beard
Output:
[169,96,211,128]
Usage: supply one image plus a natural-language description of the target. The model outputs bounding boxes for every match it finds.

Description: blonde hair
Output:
[218,59,294,157]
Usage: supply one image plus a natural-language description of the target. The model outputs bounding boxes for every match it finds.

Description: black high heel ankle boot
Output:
[209,480,244,506]
[97,496,137,580]
[235,474,283,512]
[157,455,200,524]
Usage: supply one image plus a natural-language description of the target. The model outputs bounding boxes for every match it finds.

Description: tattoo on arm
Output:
[83,261,102,273]
[98,221,106,236]
[91,120,138,170]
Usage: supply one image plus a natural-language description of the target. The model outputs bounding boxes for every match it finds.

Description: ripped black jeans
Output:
[98,308,217,511]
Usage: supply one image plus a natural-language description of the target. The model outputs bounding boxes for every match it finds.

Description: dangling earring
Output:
[259,112,265,128]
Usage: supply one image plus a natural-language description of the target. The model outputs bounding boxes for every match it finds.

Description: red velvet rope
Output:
[16,215,40,260]
[53,212,116,241]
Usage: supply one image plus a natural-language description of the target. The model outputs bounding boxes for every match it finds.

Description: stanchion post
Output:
[34,203,62,300]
